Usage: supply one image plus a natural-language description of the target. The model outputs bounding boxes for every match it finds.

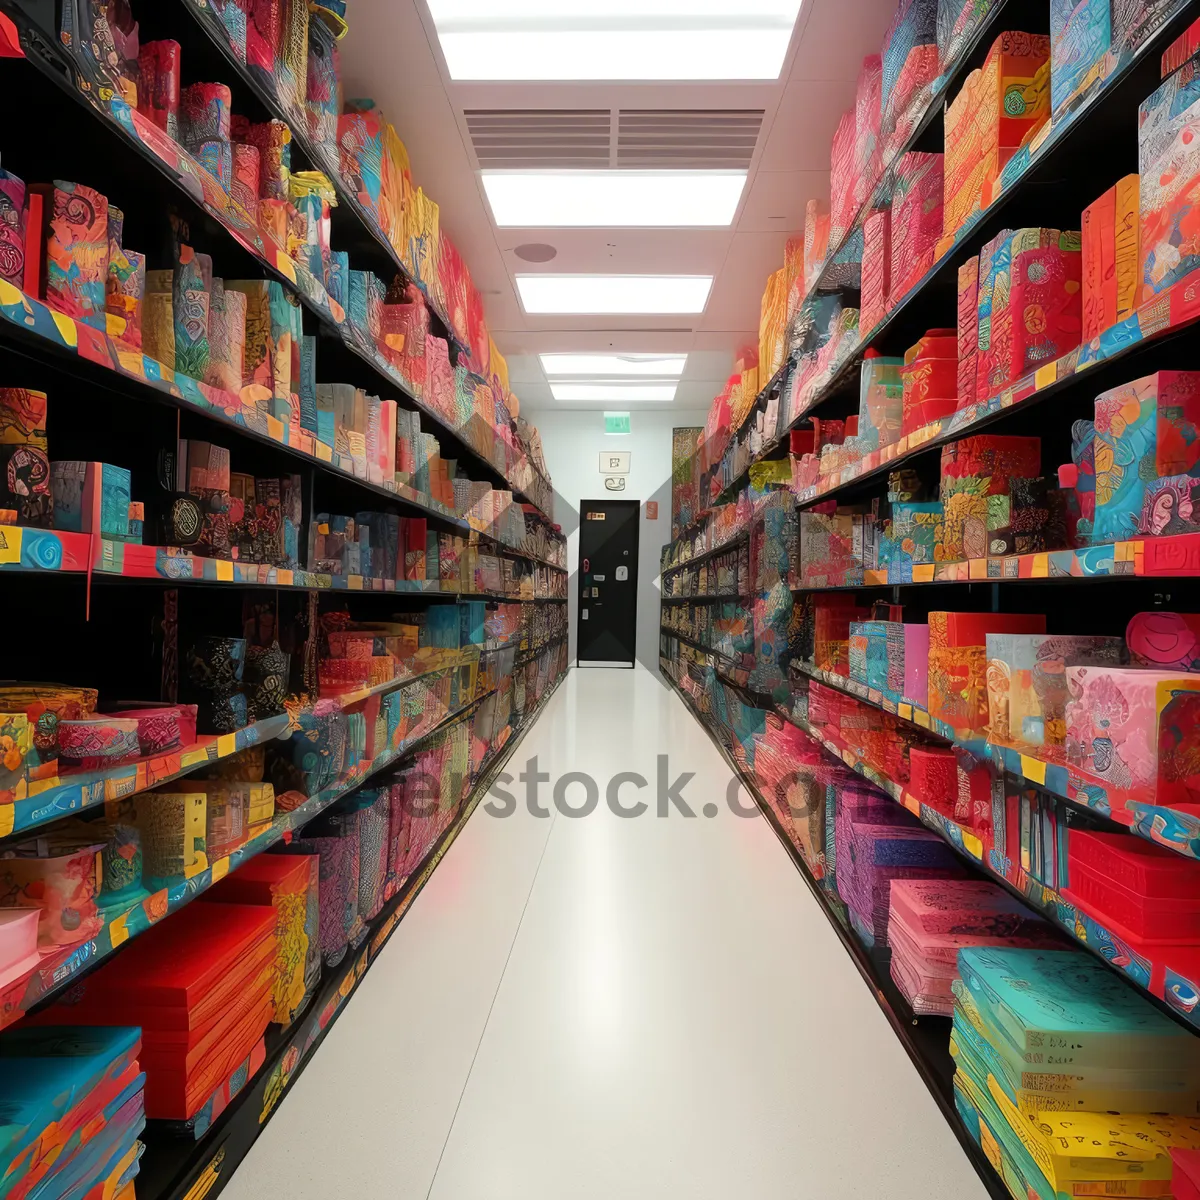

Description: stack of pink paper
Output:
[888,879,1059,1014]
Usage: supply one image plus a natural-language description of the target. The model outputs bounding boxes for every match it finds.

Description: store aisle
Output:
[222,666,990,1200]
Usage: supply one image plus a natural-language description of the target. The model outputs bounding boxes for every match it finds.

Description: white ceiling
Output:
[340,0,897,412]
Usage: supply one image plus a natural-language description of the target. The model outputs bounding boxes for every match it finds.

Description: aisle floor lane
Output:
[222,666,991,1200]
[428,666,991,1200]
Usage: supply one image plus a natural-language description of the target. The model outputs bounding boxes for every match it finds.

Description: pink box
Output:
[860,209,891,334]
[903,623,930,708]
[379,399,397,484]
[889,152,943,303]
[0,908,41,991]
[855,55,884,206]
[829,110,858,247]
[1065,667,1200,809]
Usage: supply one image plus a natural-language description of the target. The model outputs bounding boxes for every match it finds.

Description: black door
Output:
[577,499,639,667]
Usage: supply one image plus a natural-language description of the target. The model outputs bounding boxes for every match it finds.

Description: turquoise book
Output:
[0,1025,141,1193]
[952,981,1200,1114]
[957,947,1200,1071]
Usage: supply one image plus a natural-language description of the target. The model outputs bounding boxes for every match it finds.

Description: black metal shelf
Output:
[0,2,560,527]
[170,0,466,358]
[660,528,750,577]
[711,0,1200,491]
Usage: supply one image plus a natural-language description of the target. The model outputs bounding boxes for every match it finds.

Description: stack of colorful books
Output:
[887,880,1058,1015]
[0,1025,145,1198]
[32,902,277,1120]
[201,852,320,1027]
[952,947,1200,1199]
[834,792,964,947]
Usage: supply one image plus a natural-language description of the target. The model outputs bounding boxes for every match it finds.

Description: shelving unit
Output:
[677,0,1200,561]
[134,668,567,1200]
[0,0,556,521]
[662,2,1200,1195]
[0,6,568,1199]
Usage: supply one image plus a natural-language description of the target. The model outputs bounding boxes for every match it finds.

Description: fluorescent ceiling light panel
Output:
[426,1,802,81]
[483,172,746,227]
[517,275,713,315]
[552,383,678,402]
[540,354,688,378]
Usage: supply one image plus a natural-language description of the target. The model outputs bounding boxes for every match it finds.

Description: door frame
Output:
[577,498,640,668]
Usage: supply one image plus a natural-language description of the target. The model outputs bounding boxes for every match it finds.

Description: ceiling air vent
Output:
[464,109,612,170]
[615,109,764,170]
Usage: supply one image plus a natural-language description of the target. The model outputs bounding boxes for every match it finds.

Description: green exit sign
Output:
[605,412,631,434]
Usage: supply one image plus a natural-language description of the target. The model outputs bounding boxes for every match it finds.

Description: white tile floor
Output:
[221,665,991,1200]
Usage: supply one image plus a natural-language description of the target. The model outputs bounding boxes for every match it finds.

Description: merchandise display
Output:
[662,2,1200,1195]
[0,4,568,1197]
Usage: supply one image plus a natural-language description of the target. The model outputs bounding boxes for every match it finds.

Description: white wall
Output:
[528,407,708,671]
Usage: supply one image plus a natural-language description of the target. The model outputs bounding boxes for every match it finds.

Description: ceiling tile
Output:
[756,80,857,171]
[737,169,829,232]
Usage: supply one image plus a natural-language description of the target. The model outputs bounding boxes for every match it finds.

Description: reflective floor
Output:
[222,665,989,1200]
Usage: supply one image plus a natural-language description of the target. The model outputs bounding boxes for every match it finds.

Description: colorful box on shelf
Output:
[1082,174,1140,341]
[1065,665,1200,812]
[929,612,1047,737]
[984,633,1126,758]
[942,33,1051,241]
[1140,51,1200,299]
[1087,370,1200,543]
[889,152,943,302]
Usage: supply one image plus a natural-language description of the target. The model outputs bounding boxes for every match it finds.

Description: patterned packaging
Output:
[985,632,1125,756]
[829,110,858,248]
[928,611,1046,736]
[138,40,181,140]
[976,228,1062,400]
[50,461,131,538]
[45,181,108,329]
[937,0,999,72]
[202,853,316,1026]
[804,199,831,292]
[855,55,884,204]
[233,117,292,202]
[0,388,50,528]
[889,152,943,303]
[942,33,1051,239]
[205,281,246,393]
[231,142,261,223]
[1090,371,1200,543]
[881,0,939,157]
[1067,666,1200,807]
[857,355,904,452]
[1050,0,1111,120]
[180,84,233,191]
[901,329,957,435]
[338,109,383,216]
[0,166,26,287]
[1008,232,1082,379]
[1139,54,1200,299]
[173,246,211,383]
[860,209,890,333]
[105,207,144,351]
[956,256,980,407]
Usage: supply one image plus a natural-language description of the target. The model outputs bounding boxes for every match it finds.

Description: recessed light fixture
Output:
[483,172,747,227]
[427,1,803,81]
[516,275,714,315]
[551,383,678,402]
[540,353,688,377]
